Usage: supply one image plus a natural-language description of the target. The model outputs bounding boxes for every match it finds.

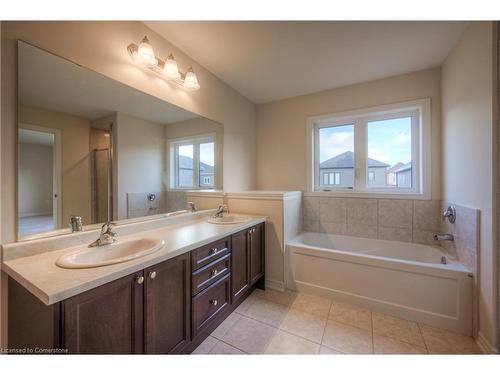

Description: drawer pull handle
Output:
[209,248,219,255]
[149,271,157,279]
[210,269,219,277]
[136,275,144,285]
[210,299,218,306]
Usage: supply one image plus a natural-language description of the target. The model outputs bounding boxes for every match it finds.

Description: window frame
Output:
[306,99,431,200]
[168,133,217,190]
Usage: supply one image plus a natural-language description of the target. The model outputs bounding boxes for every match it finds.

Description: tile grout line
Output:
[416,322,430,353]
[209,336,251,355]
[318,300,334,352]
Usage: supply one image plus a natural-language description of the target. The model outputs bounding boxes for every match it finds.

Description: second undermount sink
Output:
[207,214,251,225]
[56,237,165,269]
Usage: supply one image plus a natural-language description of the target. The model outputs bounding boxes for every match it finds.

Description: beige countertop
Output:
[2,214,266,305]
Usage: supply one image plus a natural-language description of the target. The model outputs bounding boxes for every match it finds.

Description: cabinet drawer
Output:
[192,274,230,337]
[192,253,231,296]
[191,237,230,271]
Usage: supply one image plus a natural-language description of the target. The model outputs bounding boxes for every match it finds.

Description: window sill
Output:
[305,190,431,200]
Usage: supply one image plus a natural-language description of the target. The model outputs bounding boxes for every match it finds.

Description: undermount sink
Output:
[56,238,165,269]
[207,214,251,225]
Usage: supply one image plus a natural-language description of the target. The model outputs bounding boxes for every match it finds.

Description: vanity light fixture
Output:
[164,53,181,80]
[137,36,157,67]
[183,67,200,90]
[127,36,200,91]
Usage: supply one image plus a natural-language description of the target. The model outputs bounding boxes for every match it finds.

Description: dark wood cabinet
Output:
[231,229,250,302]
[144,254,190,354]
[192,274,231,337]
[62,271,144,354]
[8,222,266,354]
[249,223,265,285]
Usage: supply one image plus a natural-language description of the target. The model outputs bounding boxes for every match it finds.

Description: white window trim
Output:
[306,98,431,200]
[167,133,217,191]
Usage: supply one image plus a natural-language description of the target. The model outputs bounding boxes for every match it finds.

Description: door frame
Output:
[18,123,63,234]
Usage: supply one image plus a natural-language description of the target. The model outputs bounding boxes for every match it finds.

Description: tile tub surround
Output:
[1,211,267,305]
[303,196,443,246]
[192,289,482,354]
[127,191,167,219]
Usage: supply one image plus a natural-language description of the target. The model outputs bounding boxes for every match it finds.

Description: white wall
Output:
[256,68,442,200]
[442,21,497,351]
[115,112,164,220]
[18,142,53,217]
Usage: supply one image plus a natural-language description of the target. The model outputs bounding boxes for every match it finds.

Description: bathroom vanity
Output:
[4,215,265,354]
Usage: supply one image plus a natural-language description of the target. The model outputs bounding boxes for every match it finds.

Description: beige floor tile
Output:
[192,336,219,354]
[329,301,372,331]
[241,297,289,327]
[373,334,428,354]
[234,294,257,315]
[419,324,482,354]
[372,312,425,348]
[221,315,277,354]
[322,320,373,354]
[211,312,242,340]
[209,340,246,354]
[252,288,298,306]
[265,330,320,354]
[291,293,332,318]
[279,308,327,343]
[319,345,343,354]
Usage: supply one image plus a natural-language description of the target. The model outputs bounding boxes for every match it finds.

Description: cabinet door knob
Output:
[210,299,218,306]
[149,271,157,279]
[136,275,144,285]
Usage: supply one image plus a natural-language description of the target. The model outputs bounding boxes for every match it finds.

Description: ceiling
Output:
[19,41,199,124]
[144,21,469,103]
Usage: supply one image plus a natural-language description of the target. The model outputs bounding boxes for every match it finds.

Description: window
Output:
[169,134,216,189]
[308,99,429,197]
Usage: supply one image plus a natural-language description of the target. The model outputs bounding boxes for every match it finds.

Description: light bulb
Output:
[137,36,157,67]
[163,54,181,80]
[183,67,200,90]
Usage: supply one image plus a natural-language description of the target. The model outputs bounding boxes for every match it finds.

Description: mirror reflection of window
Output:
[169,135,216,190]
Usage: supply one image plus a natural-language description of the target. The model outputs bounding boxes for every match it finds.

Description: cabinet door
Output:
[231,229,250,302]
[249,223,265,285]
[144,253,190,354]
[63,272,144,354]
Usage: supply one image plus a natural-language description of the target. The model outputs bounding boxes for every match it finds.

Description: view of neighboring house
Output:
[319,151,411,189]
[178,155,215,187]
[386,162,405,186]
[394,162,412,188]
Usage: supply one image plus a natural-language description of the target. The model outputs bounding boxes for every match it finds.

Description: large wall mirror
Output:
[17,41,223,240]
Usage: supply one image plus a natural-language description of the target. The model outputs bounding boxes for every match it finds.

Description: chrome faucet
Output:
[187,201,198,213]
[70,215,83,232]
[212,204,229,218]
[89,222,117,248]
[433,233,454,242]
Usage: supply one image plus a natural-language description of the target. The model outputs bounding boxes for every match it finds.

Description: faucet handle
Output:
[101,221,116,234]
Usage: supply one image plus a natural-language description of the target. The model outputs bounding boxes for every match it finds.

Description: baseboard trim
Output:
[476,332,498,354]
[265,278,284,291]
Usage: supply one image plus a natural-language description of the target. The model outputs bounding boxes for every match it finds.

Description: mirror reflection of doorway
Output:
[18,126,61,237]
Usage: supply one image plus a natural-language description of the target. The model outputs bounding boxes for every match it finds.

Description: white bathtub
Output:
[286,232,473,335]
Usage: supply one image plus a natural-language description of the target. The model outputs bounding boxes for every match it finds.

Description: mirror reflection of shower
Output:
[90,124,113,224]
